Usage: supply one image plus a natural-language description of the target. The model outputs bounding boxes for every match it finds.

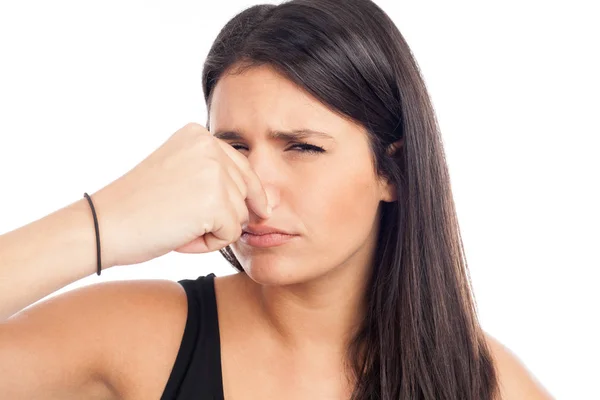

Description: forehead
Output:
[208,64,361,137]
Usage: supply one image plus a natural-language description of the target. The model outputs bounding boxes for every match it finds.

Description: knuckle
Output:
[203,153,223,175]
[200,135,222,155]
[184,123,211,142]
[184,122,202,132]
[201,222,211,235]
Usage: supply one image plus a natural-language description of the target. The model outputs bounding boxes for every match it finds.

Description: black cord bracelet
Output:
[83,192,102,276]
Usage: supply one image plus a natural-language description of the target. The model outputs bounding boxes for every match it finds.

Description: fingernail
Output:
[267,204,273,216]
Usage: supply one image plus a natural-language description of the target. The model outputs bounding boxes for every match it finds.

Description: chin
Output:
[229,240,331,286]
[242,260,307,287]
[231,253,315,287]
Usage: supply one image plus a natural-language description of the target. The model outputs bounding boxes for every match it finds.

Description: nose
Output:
[247,151,281,215]
[262,184,280,213]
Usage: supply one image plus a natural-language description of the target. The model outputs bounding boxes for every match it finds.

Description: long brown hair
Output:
[201,0,500,398]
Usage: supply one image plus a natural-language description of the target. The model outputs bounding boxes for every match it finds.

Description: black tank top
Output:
[160,273,225,400]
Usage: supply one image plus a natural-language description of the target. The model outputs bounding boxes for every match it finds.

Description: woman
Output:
[0,0,552,399]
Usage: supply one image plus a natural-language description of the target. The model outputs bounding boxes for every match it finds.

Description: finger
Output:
[202,207,242,251]
[175,206,242,254]
[213,137,271,218]
[227,183,250,226]
[226,164,247,200]
[174,237,211,254]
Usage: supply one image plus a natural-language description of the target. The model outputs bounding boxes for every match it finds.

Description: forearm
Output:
[0,195,112,321]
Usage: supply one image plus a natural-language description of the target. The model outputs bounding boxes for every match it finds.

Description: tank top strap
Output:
[160,273,224,400]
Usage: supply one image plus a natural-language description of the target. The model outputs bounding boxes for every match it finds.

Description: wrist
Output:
[68,193,116,272]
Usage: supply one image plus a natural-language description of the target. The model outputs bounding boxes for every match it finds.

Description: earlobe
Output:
[378,177,397,202]
[380,138,403,202]
[383,185,397,202]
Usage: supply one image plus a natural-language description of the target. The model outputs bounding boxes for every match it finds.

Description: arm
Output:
[0,186,189,399]
[0,122,270,321]
[0,189,116,321]
[0,277,188,400]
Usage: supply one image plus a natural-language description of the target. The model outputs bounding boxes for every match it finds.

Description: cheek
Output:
[306,167,380,242]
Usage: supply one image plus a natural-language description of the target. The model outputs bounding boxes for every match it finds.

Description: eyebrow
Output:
[213,129,336,142]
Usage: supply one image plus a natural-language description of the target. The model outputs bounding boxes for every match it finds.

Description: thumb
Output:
[173,234,229,254]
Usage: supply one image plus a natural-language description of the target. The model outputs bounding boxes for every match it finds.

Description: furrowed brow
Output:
[214,129,336,142]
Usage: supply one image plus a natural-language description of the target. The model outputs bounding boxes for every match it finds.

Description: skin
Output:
[0,63,553,400]
[206,63,398,397]
[205,64,553,399]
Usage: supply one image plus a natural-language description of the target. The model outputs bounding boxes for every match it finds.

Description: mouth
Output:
[242,224,296,236]
[239,231,299,248]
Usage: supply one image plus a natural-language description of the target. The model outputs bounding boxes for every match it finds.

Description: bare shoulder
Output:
[89,279,189,400]
[6,278,189,400]
[483,331,555,400]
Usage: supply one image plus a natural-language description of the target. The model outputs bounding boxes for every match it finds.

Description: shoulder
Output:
[11,278,189,400]
[483,331,554,400]
[91,279,189,399]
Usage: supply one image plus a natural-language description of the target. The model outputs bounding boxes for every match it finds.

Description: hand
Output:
[91,122,271,268]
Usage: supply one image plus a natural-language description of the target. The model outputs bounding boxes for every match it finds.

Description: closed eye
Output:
[288,143,325,154]
[230,143,325,154]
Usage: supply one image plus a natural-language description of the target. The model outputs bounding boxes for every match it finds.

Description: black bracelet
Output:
[83,193,102,276]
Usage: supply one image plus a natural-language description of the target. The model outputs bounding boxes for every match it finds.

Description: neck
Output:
[247,257,372,357]
[239,210,382,365]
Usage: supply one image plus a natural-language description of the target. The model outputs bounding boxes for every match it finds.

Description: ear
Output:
[379,138,404,202]
[386,137,404,157]
[379,178,397,202]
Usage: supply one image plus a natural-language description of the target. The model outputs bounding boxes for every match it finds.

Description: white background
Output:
[1,1,598,398]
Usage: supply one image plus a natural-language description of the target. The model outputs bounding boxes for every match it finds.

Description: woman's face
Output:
[209,64,396,286]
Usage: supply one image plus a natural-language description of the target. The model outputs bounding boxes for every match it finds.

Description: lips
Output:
[242,224,295,236]
[239,231,299,247]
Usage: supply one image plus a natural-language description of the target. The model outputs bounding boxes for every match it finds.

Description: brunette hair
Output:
[202,1,499,398]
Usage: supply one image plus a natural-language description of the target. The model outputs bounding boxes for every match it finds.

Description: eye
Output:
[229,143,325,154]
[288,143,325,154]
